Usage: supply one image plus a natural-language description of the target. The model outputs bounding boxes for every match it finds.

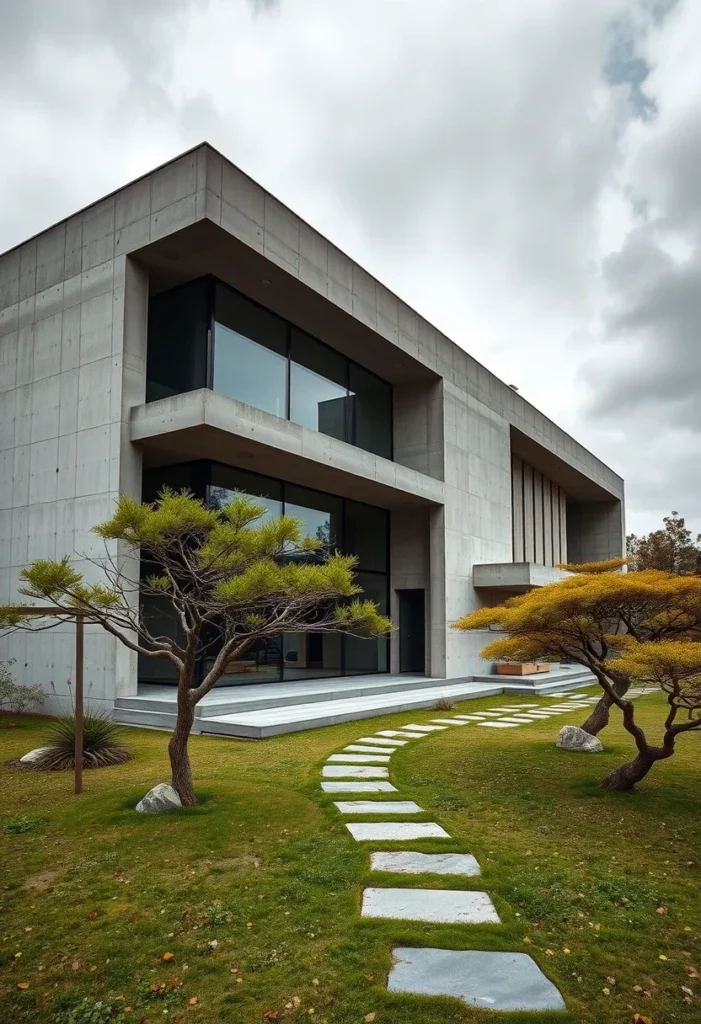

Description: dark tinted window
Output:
[344,572,389,674]
[213,286,288,418]
[345,500,388,572]
[207,464,283,521]
[284,484,343,558]
[290,329,349,442]
[146,280,208,402]
[349,363,392,459]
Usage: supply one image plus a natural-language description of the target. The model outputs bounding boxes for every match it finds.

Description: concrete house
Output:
[0,144,624,736]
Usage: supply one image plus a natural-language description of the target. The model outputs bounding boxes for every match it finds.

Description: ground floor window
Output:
[139,461,389,685]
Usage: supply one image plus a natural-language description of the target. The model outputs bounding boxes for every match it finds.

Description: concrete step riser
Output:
[113,674,476,718]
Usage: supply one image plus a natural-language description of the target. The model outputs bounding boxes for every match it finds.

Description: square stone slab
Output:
[376,730,427,739]
[387,947,565,1011]
[321,781,397,792]
[402,724,447,732]
[454,714,490,721]
[362,887,499,924]
[512,704,540,708]
[334,800,422,814]
[343,745,398,754]
[430,718,467,725]
[323,765,389,778]
[476,711,503,717]
[346,821,449,841]
[370,852,480,876]
[492,718,530,724]
[327,753,391,763]
[479,721,521,728]
[358,736,407,746]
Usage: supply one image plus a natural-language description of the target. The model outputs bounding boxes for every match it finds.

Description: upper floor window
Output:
[146,277,393,460]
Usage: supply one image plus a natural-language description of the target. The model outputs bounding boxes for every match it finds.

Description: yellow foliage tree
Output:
[454,567,701,790]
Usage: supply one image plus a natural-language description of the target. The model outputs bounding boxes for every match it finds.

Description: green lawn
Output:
[1,690,699,1024]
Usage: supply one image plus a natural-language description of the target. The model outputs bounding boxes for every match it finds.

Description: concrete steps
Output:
[113,668,595,739]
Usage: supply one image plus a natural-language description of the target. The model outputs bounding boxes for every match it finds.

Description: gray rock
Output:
[135,783,182,814]
[19,747,54,764]
[557,725,604,753]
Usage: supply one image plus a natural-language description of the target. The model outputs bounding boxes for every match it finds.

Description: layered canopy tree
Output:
[1,490,392,805]
[453,566,701,790]
[627,510,701,574]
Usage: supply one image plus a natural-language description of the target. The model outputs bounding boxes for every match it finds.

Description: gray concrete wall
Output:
[0,212,147,714]
[512,455,568,566]
[0,142,625,698]
[567,500,625,565]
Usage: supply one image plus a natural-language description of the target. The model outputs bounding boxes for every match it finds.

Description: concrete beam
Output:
[130,389,446,510]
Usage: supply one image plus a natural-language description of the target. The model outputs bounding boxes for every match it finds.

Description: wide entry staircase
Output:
[113,665,594,738]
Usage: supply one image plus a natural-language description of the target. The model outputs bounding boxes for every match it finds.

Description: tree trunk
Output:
[600,750,661,791]
[168,698,196,807]
[581,678,631,736]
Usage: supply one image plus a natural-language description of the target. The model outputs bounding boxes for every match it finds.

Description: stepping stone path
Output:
[370,851,480,875]
[319,690,631,1010]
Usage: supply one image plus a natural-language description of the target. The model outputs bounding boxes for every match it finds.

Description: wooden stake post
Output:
[6,606,86,796]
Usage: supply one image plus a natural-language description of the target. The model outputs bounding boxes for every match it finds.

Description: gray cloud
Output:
[0,0,697,535]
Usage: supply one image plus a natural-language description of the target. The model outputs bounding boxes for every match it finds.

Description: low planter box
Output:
[496,662,551,676]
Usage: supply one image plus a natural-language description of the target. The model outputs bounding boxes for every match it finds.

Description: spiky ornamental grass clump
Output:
[36,710,133,771]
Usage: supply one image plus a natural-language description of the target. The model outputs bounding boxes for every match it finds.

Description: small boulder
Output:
[557,725,604,753]
[135,783,182,814]
[19,747,55,764]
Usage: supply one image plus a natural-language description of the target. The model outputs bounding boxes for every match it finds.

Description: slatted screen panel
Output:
[511,456,568,567]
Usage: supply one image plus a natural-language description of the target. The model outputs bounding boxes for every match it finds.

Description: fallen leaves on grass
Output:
[17,982,29,990]
[162,952,174,962]
[364,1014,376,1022]
[633,1015,653,1024]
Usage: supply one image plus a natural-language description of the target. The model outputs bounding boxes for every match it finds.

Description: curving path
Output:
[319,689,645,1012]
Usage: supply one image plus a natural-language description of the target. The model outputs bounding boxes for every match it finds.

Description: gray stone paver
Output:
[376,730,427,738]
[343,744,398,754]
[370,851,480,876]
[401,724,447,732]
[362,887,500,924]
[327,753,391,763]
[430,718,467,725]
[346,821,449,841]
[334,800,422,814]
[388,947,565,1010]
[322,765,389,778]
[479,721,521,728]
[321,781,397,792]
[358,736,407,745]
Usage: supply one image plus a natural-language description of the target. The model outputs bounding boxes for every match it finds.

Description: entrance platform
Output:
[113,665,594,739]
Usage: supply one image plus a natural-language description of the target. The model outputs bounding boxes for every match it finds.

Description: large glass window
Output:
[349,363,393,460]
[147,278,393,460]
[146,280,209,403]
[213,285,288,418]
[138,461,390,686]
[290,329,349,442]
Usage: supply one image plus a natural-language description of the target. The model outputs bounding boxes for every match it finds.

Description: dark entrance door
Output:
[398,589,426,674]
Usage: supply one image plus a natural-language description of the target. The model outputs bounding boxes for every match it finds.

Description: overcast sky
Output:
[1,0,699,536]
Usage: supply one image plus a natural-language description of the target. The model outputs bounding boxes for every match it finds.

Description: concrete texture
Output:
[322,765,389,779]
[357,736,407,746]
[361,887,500,924]
[376,730,428,739]
[387,947,566,1010]
[479,722,521,728]
[370,852,480,876]
[0,142,624,712]
[320,781,397,793]
[401,724,447,732]
[346,822,449,841]
[333,801,422,814]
